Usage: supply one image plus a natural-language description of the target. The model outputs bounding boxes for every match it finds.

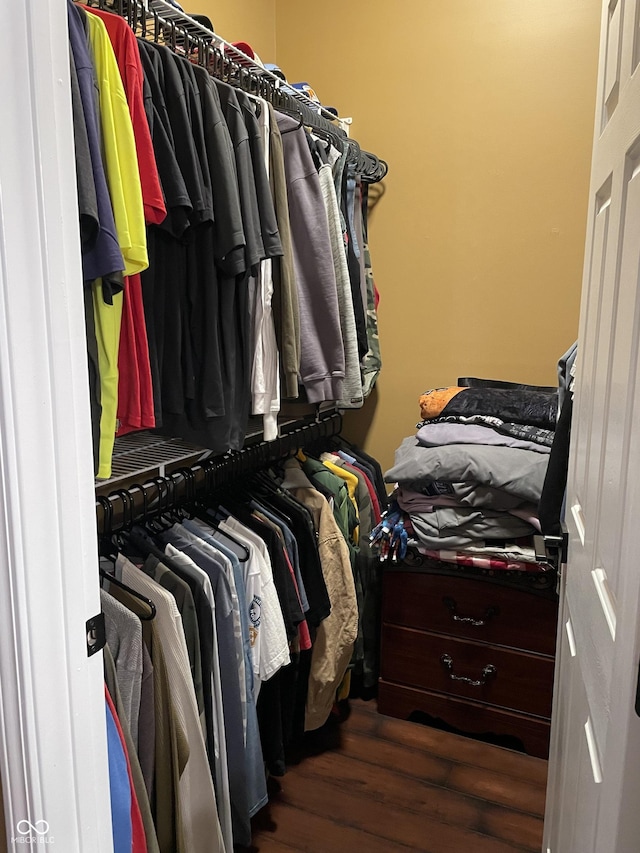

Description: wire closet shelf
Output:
[98,0,388,182]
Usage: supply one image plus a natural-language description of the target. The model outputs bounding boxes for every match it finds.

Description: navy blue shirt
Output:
[67,0,124,299]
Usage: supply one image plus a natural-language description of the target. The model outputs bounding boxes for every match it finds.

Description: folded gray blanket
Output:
[385,436,549,504]
[410,506,535,549]
[416,421,551,454]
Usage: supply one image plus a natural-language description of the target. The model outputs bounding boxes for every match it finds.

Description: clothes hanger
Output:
[243,91,263,118]
[182,464,252,562]
[192,493,252,562]
[192,502,252,562]
[140,476,173,533]
[176,466,197,513]
[277,107,304,134]
[208,522,251,562]
[251,491,294,529]
[98,492,133,564]
[112,487,136,534]
[151,5,161,43]
[97,494,113,539]
[96,492,156,619]
[99,568,157,620]
[308,123,345,153]
[97,494,119,568]
[160,476,188,525]
[252,468,280,490]
[250,468,291,504]
[243,462,299,524]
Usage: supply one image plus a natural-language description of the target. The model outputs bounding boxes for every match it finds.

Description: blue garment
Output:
[67,0,124,293]
[159,528,253,847]
[182,520,255,691]
[105,698,132,853]
[181,520,268,819]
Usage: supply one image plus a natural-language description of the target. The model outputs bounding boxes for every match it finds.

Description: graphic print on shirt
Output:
[248,595,262,647]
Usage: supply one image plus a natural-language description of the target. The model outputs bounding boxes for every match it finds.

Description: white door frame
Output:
[0,2,112,850]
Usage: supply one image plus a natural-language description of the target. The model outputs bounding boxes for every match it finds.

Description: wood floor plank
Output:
[349,699,549,786]
[247,698,547,851]
[335,729,452,784]
[290,749,482,827]
[247,835,299,853]
[446,763,547,816]
[335,727,545,818]
[256,772,535,853]
[288,749,542,851]
[479,804,545,851]
[252,802,415,852]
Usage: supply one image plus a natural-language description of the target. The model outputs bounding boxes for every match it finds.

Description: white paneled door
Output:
[544,1,640,850]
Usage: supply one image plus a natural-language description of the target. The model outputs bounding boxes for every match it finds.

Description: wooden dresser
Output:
[378,556,559,758]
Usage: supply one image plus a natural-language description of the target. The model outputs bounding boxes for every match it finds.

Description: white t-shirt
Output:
[222,516,290,682]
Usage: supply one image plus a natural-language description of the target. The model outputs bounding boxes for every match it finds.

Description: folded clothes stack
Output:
[378,380,558,572]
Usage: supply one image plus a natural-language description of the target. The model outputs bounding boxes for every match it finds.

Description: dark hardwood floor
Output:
[248,698,548,852]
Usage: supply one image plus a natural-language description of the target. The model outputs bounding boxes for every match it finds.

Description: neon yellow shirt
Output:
[85,12,147,477]
[93,282,123,479]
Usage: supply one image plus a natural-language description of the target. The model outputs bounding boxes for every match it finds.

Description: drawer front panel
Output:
[382,571,557,655]
[380,624,554,718]
[377,679,551,759]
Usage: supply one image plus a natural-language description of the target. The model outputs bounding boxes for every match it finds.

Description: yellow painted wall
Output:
[183,1,601,472]
[275,0,601,472]
[186,0,276,60]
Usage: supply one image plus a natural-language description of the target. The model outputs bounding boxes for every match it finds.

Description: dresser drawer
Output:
[380,624,554,718]
[383,570,557,656]
[377,679,551,759]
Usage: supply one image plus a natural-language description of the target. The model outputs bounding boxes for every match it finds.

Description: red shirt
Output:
[117,272,155,434]
[85,7,161,434]
[86,7,165,225]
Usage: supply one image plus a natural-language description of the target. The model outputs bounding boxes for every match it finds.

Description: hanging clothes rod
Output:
[150,0,344,125]
[87,0,387,182]
[96,411,343,535]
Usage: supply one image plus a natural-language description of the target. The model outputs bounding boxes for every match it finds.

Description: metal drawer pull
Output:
[442,596,499,627]
[440,654,497,686]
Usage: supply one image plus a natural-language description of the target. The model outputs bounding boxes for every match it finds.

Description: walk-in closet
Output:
[2,1,640,851]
